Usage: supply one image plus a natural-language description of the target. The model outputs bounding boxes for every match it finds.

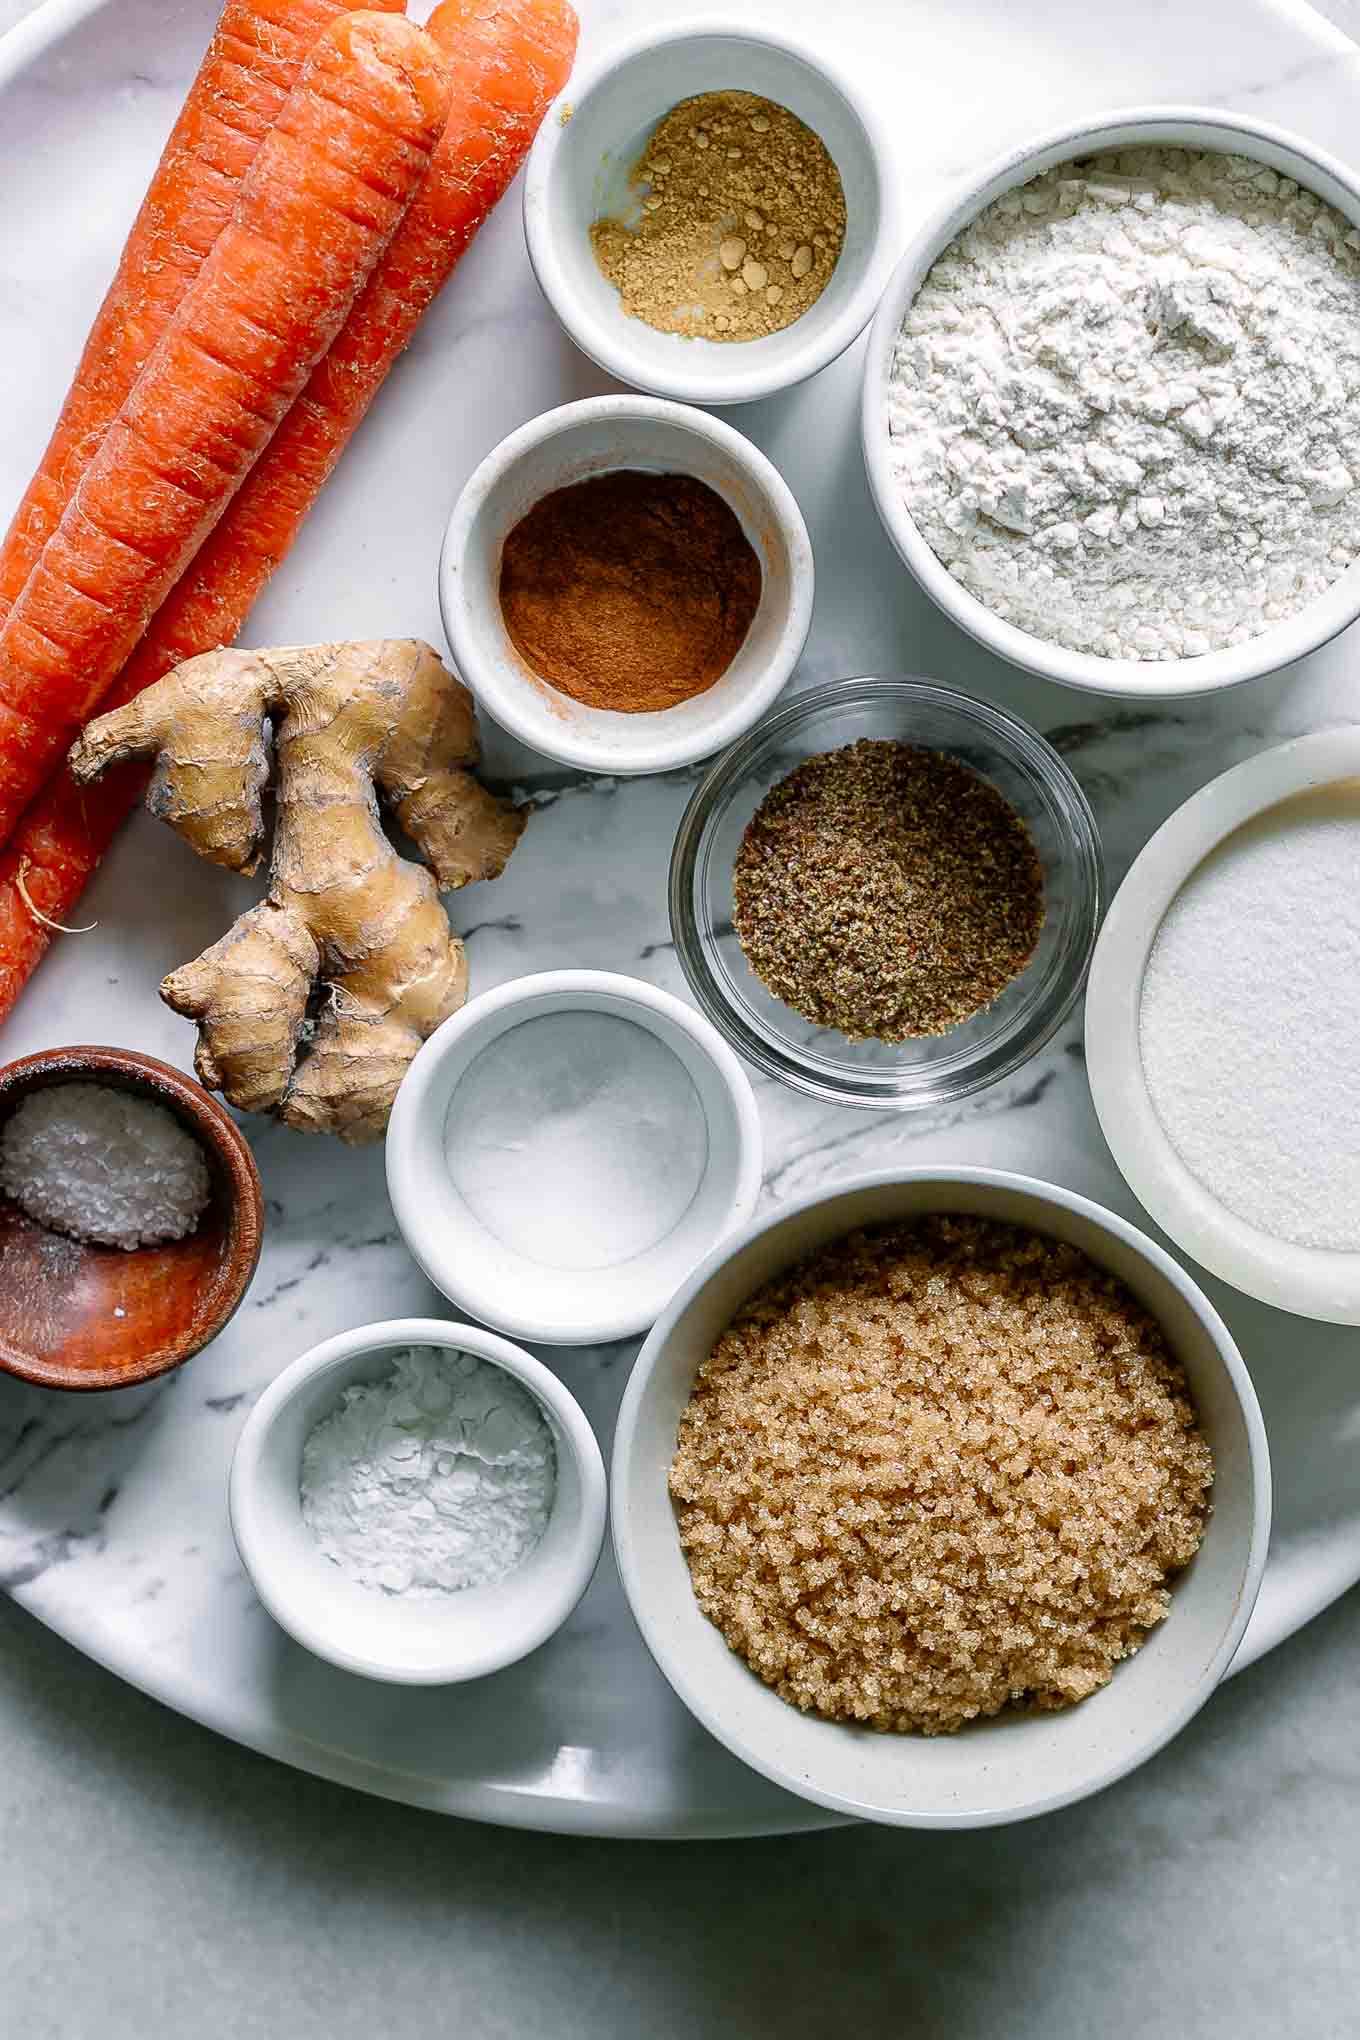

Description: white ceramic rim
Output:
[612,1165,1273,1829]
[522,15,894,406]
[438,394,815,773]
[386,970,764,1346]
[228,1315,608,1685]
[1086,729,1360,1323]
[861,105,1360,701]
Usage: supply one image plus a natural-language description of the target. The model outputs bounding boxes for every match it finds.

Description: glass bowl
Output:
[669,676,1103,1109]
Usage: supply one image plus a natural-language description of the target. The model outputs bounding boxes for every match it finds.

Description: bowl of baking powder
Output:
[229,1316,607,1684]
[863,109,1360,699]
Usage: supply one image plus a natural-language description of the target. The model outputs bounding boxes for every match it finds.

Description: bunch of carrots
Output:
[0,0,577,1020]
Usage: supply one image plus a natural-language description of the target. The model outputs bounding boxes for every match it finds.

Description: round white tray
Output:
[2,0,1359,1839]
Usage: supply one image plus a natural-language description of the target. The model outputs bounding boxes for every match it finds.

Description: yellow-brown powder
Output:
[589,90,846,341]
[669,1217,1214,1735]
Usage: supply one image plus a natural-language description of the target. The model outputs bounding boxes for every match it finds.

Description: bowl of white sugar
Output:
[385,970,763,1346]
[1086,729,1360,1323]
[862,110,1360,699]
[229,1317,607,1684]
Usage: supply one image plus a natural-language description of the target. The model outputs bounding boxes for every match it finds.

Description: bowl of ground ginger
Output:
[522,20,894,406]
[611,1169,1270,1829]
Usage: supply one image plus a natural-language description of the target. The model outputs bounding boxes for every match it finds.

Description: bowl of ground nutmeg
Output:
[670,676,1102,1108]
[523,21,893,405]
[440,395,813,773]
[612,1168,1271,1829]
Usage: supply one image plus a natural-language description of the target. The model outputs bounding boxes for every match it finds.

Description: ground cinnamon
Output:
[497,470,762,713]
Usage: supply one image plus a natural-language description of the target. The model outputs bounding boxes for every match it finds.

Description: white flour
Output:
[300,1346,555,1596]
[887,148,1360,660]
[1139,785,1360,1250]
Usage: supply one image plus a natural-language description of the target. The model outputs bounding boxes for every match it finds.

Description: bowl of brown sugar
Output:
[440,395,814,773]
[612,1169,1272,1829]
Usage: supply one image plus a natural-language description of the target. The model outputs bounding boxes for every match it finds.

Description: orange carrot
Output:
[0,0,404,628]
[0,11,449,849]
[0,0,577,1017]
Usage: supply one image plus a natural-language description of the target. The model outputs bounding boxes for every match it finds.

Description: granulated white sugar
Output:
[1139,784,1360,1249]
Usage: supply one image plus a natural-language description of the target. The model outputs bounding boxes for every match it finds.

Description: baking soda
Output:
[1139,784,1360,1249]
[445,1011,709,1271]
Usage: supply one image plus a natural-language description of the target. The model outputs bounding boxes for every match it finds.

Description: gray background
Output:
[1,1,1358,2034]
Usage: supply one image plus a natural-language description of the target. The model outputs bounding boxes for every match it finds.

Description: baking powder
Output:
[300,1346,555,1596]
[888,148,1360,660]
[1139,784,1360,1250]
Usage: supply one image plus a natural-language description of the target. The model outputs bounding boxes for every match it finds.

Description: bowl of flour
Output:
[862,109,1360,698]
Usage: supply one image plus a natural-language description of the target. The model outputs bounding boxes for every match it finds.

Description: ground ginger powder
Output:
[669,1218,1214,1735]
[589,90,846,340]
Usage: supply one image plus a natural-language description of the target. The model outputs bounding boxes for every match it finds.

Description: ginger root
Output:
[70,639,525,1143]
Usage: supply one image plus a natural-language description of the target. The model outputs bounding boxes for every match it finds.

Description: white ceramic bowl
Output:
[613,1169,1270,1829]
[439,395,813,774]
[386,971,763,1347]
[861,107,1360,700]
[1086,729,1360,1324]
[229,1316,606,1685]
[523,18,893,407]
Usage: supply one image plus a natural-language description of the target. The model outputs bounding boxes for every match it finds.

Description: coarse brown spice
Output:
[498,470,762,713]
[669,1217,1214,1735]
[733,739,1046,1039]
[589,90,846,341]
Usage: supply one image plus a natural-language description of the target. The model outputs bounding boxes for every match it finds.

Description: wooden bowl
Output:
[0,1047,264,1392]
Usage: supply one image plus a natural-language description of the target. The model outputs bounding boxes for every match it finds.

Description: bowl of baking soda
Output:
[386,969,762,1347]
[864,109,1360,699]
[229,1317,606,1684]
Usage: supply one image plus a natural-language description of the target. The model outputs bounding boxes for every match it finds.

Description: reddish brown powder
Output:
[497,470,762,713]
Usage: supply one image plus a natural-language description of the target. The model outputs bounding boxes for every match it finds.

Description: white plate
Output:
[2,0,1360,1839]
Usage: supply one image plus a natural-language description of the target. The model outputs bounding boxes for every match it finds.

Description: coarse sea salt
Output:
[0,1081,211,1249]
[1139,785,1360,1251]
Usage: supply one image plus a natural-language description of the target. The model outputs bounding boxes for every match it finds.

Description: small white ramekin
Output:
[862,107,1360,701]
[613,1168,1271,1829]
[229,1316,607,1686]
[438,395,813,775]
[1086,729,1360,1325]
[386,971,763,1347]
[523,18,894,407]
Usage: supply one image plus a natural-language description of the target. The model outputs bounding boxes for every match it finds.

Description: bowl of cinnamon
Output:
[438,394,814,774]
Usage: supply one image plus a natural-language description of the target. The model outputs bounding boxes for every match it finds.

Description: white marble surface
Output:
[1,0,1360,2018]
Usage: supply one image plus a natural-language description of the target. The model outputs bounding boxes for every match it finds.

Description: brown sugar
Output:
[669,1217,1214,1735]
[498,470,762,713]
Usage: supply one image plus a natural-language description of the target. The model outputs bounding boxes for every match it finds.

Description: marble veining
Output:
[1,0,1359,1835]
